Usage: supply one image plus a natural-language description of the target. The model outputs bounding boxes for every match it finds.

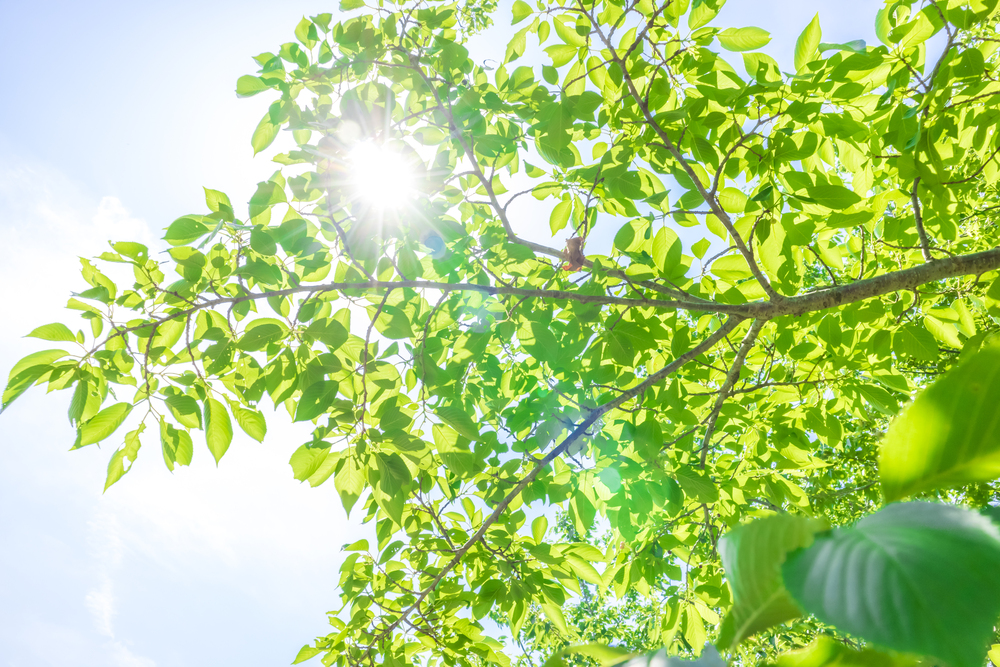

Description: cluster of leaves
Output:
[701,345,1000,667]
[8,0,1000,665]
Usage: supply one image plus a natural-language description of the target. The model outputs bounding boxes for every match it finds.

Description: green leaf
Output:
[805,184,862,210]
[783,502,1000,667]
[794,14,821,72]
[717,27,771,52]
[203,188,234,221]
[165,394,203,429]
[7,349,70,386]
[712,254,753,282]
[335,453,364,517]
[295,381,340,422]
[160,418,193,471]
[893,325,938,361]
[652,227,682,274]
[875,8,892,45]
[512,0,532,24]
[294,18,317,48]
[717,514,826,649]
[689,0,724,30]
[237,321,287,350]
[105,425,144,492]
[304,319,349,349]
[591,647,725,667]
[856,383,897,416]
[541,600,570,635]
[880,346,1000,501]
[894,10,938,49]
[230,403,267,442]
[204,398,233,465]
[3,348,71,411]
[251,114,279,155]
[26,323,77,343]
[396,245,423,281]
[290,445,331,481]
[434,404,481,441]
[249,181,287,215]
[376,452,411,493]
[532,516,548,544]
[164,216,210,246]
[606,329,634,366]
[75,403,132,448]
[818,40,866,54]
[776,636,922,667]
[433,424,481,478]
[339,0,364,9]
[553,17,587,47]
[675,468,718,502]
[236,75,269,98]
[541,643,632,667]
[293,645,322,664]
[112,241,148,260]
[550,198,572,234]
[923,314,961,349]
[718,188,747,214]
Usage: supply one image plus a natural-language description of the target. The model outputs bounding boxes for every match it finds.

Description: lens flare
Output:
[347,141,416,210]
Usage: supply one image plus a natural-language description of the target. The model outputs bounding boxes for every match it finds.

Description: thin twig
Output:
[699,318,766,468]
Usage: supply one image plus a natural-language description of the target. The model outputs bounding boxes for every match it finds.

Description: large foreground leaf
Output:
[880,346,1000,501]
[783,502,1000,667]
[776,636,922,667]
[717,514,826,649]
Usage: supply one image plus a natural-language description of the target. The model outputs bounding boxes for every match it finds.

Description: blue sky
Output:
[0,1,882,665]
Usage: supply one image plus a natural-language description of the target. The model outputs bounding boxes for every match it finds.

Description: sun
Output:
[347,141,417,211]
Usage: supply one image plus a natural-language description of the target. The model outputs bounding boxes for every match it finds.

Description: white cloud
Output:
[85,512,125,638]
[90,195,157,248]
[85,575,116,638]
[0,160,157,349]
[0,154,364,665]
[108,641,158,667]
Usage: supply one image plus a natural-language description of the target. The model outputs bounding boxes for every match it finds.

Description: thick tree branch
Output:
[751,247,1000,318]
[87,246,1000,361]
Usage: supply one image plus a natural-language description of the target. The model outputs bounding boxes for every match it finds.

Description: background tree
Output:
[7,0,1000,665]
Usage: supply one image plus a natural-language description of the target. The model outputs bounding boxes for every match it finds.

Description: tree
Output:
[7,0,1000,665]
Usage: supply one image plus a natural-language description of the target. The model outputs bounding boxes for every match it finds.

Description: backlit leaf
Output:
[75,403,132,449]
[717,514,826,649]
[26,323,76,343]
[784,502,1000,667]
[204,398,233,464]
[717,27,771,52]
[160,418,193,471]
[295,381,340,422]
[881,346,1000,501]
[794,14,821,72]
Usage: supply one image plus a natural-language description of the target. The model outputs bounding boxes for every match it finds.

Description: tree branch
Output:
[581,2,782,302]
[402,50,708,304]
[699,318,766,468]
[751,247,1000,318]
[911,177,933,262]
[359,314,743,660]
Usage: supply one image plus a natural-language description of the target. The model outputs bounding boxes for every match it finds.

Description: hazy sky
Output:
[0,1,883,665]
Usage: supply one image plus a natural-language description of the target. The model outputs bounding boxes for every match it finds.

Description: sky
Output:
[0,1,884,665]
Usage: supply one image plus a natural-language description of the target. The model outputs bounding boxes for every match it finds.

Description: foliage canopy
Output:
[9,0,1000,665]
